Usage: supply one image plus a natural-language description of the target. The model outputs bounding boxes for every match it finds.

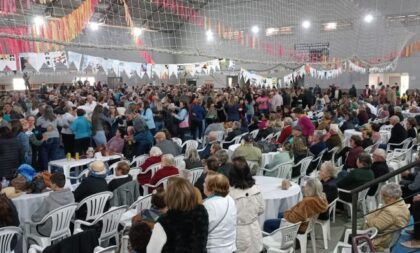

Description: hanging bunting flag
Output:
[67,51,82,71]
[0,54,17,71]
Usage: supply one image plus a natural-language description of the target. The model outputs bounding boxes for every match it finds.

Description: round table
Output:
[254,176,302,227]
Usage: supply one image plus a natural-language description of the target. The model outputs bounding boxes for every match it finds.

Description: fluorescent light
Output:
[206,30,213,41]
[33,16,45,26]
[13,78,26,91]
[302,20,311,29]
[364,14,374,23]
[133,27,143,36]
[89,22,99,31]
[325,22,337,30]
[265,27,278,36]
[251,25,259,34]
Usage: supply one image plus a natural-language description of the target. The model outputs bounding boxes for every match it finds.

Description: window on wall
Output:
[12,78,26,90]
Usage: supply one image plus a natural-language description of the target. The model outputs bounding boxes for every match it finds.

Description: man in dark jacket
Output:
[154,131,181,156]
[349,84,357,98]
[388,116,408,149]
[0,126,24,179]
[337,153,374,202]
[368,149,390,196]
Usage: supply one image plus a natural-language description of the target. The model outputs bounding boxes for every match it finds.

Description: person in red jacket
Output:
[138,147,163,185]
[149,154,179,186]
[275,117,293,144]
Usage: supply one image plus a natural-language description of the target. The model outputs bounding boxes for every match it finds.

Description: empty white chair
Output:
[262,220,301,252]
[24,203,77,252]
[315,198,338,249]
[333,227,378,253]
[130,155,149,168]
[67,169,90,184]
[187,167,204,185]
[129,194,152,213]
[335,188,370,220]
[259,161,294,179]
[0,226,22,253]
[94,245,118,253]
[74,206,127,248]
[296,217,317,253]
[142,174,179,194]
[291,156,313,183]
[181,140,199,151]
[76,191,113,221]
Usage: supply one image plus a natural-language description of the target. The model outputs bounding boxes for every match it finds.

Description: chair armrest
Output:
[74,219,94,233]
[262,231,270,236]
[28,244,44,253]
[137,169,150,175]
[338,188,351,194]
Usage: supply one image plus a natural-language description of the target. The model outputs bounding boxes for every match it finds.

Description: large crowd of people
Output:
[0,81,420,252]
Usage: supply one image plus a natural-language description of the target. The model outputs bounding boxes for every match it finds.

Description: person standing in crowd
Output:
[70,109,92,155]
[190,97,206,140]
[141,100,156,135]
[58,106,75,156]
[293,107,315,138]
[229,157,264,253]
[256,91,269,115]
[147,177,209,252]
[91,104,111,146]
[172,101,190,141]
[126,107,153,156]
[10,120,31,165]
[36,105,60,170]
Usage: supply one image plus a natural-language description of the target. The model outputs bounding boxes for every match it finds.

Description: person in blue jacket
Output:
[140,100,156,135]
[190,98,206,140]
[70,109,92,155]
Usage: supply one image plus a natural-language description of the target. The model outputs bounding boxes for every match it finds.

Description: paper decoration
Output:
[0,54,17,71]
[67,51,83,71]
[20,52,47,72]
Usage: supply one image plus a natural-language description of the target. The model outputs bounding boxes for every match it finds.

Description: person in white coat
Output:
[229,156,265,253]
[203,172,237,253]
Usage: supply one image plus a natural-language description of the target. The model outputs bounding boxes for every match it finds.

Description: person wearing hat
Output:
[31,173,75,236]
[73,160,108,220]
[231,134,262,168]
[290,124,308,178]
[0,187,20,228]
[154,131,181,157]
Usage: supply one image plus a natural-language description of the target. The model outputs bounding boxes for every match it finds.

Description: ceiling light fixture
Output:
[302,20,311,29]
[89,22,100,31]
[33,16,45,26]
[251,25,259,34]
[206,30,214,41]
[325,22,337,30]
[133,27,143,37]
[364,14,374,23]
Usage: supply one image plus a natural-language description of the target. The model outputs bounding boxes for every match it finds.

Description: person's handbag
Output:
[30,175,47,193]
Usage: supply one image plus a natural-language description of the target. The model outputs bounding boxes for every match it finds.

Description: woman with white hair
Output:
[263,178,328,233]
[138,147,163,186]
[364,183,410,251]
[184,146,202,170]
[318,162,338,220]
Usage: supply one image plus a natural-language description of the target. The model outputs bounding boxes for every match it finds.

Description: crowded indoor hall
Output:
[0,0,420,252]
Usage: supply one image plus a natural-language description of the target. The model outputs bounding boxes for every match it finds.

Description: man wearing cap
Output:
[368,149,389,196]
[154,131,181,156]
[73,160,108,220]
[231,134,262,166]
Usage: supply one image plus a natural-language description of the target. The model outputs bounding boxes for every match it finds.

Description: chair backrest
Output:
[215,131,225,142]
[250,129,259,139]
[94,246,119,253]
[273,131,282,140]
[328,198,338,217]
[39,203,77,242]
[97,206,127,242]
[297,156,313,178]
[128,168,141,179]
[130,155,149,168]
[174,155,185,168]
[129,194,152,213]
[145,163,161,178]
[188,168,204,185]
[77,192,113,221]
[172,137,182,147]
[0,226,22,253]
[328,147,339,163]
[182,140,199,150]
[358,188,370,202]
[159,174,179,189]
[402,138,413,149]
[270,222,301,250]
[275,161,294,179]
[246,160,259,175]
[313,148,328,170]
[264,133,275,142]
[380,125,392,131]
[231,134,243,145]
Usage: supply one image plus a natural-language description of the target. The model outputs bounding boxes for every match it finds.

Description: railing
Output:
[349,159,420,252]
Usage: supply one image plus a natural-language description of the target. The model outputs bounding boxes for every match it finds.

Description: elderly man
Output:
[231,134,262,167]
[368,149,390,196]
[154,131,181,156]
[199,131,219,160]
[387,115,407,149]
[364,183,410,251]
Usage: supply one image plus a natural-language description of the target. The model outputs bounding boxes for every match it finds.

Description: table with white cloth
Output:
[228,143,241,158]
[48,154,123,179]
[254,176,302,228]
[12,191,51,223]
[344,129,363,146]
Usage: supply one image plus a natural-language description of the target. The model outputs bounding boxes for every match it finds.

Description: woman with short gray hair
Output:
[364,183,410,251]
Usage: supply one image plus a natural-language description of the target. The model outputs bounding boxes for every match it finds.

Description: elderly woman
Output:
[263,178,328,233]
[184,146,202,170]
[229,157,264,253]
[406,117,418,139]
[108,161,132,192]
[325,124,343,151]
[203,173,237,253]
[318,162,338,220]
[339,135,364,170]
[214,149,231,176]
[364,183,410,251]
[137,147,163,185]
[275,117,293,144]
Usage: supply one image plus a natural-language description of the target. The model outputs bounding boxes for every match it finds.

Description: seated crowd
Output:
[0,82,420,252]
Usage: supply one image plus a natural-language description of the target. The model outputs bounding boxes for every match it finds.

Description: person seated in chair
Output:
[364,183,410,251]
[148,154,179,187]
[368,149,389,196]
[318,162,338,220]
[138,147,163,186]
[199,131,219,160]
[32,173,75,236]
[401,194,420,249]
[154,131,181,156]
[108,161,132,192]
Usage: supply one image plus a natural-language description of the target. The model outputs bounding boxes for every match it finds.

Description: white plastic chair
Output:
[215,131,225,142]
[259,161,294,179]
[128,194,152,213]
[335,188,370,220]
[386,138,412,153]
[187,167,204,185]
[221,134,243,148]
[315,198,338,250]
[0,226,22,253]
[380,125,392,131]
[130,155,149,168]
[172,137,182,147]
[264,133,275,142]
[333,227,378,253]
[74,206,127,248]
[262,220,301,252]
[127,168,141,180]
[327,147,340,166]
[366,182,384,212]
[67,169,90,184]
[272,131,282,141]
[94,245,119,253]
[24,203,77,252]
[311,148,328,171]
[142,174,179,194]
[138,163,161,180]
[249,129,259,139]
[181,140,199,151]
[267,248,293,253]
[76,191,113,221]
[174,155,185,169]
[296,217,317,253]
[291,156,313,183]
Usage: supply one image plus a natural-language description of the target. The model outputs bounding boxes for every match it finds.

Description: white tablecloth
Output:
[344,129,363,146]
[12,192,51,223]
[48,154,123,178]
[254,176,302,227]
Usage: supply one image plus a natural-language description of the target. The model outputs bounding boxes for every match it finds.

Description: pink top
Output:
[106,136,124,153]
[256,96,269,110]
[298,116,315,137]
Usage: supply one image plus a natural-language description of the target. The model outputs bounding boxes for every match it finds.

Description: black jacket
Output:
[73,175,108,220]
[368,161,390,196]
[388,123,408,146]
[158,205,209,253]
[43,229,98,253]
[0,137,24,179]
[108,175,132,192]
[319,178,338,220]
